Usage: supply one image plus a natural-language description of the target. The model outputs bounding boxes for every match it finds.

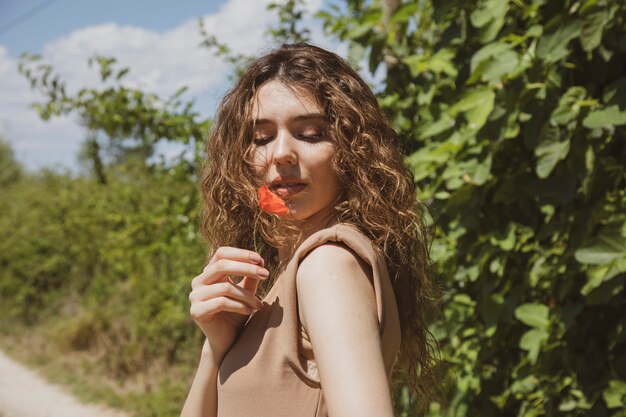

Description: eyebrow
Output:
[253,113,327,126]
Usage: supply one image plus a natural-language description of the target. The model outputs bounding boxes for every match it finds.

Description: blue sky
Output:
[1,0,222,57]
[0,0,345,172]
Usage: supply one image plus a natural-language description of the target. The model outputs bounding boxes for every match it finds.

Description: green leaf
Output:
[453,146,493,186]
[490,222,516,250]
[470,154,492,185]
[408,141,452,166]
[529,256,549,287]
[442,163,466,190]
[449,88,495,130]
[417,114,456,138]
[583,105,626,129]
[429,48,458,78]
[453,293,476,307]
[347,42,366,67]
[405,48,458,78]
[603,380,626,409]
[534,125,571,178]
[344,10,381,39]
[586,274,625,305]
[603,77,626,107]
[470,0,509,43]
[388,2,418,25]
[116,68,130,80]
[519,328,549,364]
[536,19,583,63]
[470,43,509,73]
[469,42,519,84]
[550,86,587,125]
[575,224,626,265]
[558,390,592,412]
[511,375,540,394]
[581,261,625,295]
[515,303,550,329]
[580,8,610,52]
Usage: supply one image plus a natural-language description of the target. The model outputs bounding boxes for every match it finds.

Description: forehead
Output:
[251,80,321,119]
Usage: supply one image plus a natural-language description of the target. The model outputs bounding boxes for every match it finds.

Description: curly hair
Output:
[200,43,442,408]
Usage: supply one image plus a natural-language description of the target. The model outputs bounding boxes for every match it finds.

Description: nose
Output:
[272,129,297,166]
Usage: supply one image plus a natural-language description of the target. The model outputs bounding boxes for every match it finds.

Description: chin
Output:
[275,206,309,222]
[283,211,308,222]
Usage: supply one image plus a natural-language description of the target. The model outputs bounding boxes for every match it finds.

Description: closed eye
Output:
[254,132,325,145]
[297,129,326,142]
[253,136,275,145]
[298,132,324,141]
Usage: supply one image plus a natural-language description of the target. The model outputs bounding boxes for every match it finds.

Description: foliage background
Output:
[1,0,625,416]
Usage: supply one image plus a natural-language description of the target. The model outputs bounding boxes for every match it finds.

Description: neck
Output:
[277,204,339,264]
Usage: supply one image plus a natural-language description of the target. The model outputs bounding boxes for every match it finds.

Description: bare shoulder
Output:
[297,242,373,286]
[296,242,377,331]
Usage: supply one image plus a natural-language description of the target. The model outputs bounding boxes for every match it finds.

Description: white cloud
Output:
[39,0,318,99]
[0,0,348,172]
[0,46,84,172]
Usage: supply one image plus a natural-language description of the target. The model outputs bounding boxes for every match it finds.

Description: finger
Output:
[209,247,265,267]
[190,297,255,320]
[191,268,229,289]
[189,282,262,309]
[241,276,261,295]
[192,259,269,288]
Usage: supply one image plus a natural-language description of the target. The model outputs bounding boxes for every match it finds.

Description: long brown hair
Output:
[200,43,441,407]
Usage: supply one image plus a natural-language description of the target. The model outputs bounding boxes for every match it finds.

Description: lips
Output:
[272,183,306,196]
[269,176,307,196]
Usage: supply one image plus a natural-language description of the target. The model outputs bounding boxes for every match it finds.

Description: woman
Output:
[182,43,440,417]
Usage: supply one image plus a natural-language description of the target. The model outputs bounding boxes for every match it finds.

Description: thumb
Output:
[241,276,260,295]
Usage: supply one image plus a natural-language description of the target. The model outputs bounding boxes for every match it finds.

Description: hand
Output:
[189,247,269,365]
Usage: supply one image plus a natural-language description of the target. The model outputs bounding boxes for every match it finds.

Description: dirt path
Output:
[0,349,130,417]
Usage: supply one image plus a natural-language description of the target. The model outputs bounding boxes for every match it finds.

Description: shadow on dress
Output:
[218,297,284,383]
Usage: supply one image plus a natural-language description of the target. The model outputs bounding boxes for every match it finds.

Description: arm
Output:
[181,247,268,417]
[180,340,219,417]
[296,243,394,417]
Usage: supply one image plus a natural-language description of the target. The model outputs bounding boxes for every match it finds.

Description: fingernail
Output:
[249,253,262,263]
[258,267,269,278]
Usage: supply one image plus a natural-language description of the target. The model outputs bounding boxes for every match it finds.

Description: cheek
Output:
[251,148,269,174]
[310,149,339,187]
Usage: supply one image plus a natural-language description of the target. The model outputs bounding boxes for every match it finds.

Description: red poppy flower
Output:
[258,185,288,215]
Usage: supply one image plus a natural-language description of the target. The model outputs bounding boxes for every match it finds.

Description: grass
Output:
[0,319,197,417]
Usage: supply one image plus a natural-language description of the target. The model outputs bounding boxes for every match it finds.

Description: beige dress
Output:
[217,223,401,417]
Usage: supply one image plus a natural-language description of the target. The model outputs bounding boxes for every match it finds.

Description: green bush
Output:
[320,0,626,415]
[0,162,206,376]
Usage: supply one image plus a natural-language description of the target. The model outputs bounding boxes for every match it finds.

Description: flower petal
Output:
[258,185,288,215]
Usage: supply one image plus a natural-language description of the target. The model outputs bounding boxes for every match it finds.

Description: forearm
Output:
[181,342,220,417]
